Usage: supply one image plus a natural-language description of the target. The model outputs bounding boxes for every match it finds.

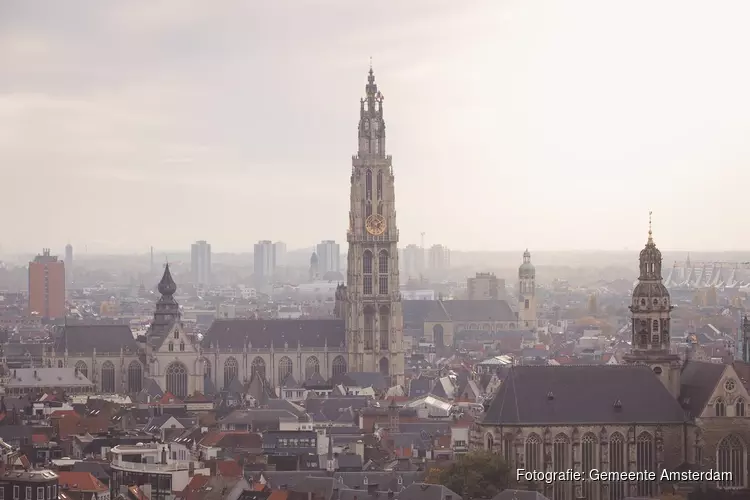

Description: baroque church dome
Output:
[519,249,535,278]
[158,263,177,296]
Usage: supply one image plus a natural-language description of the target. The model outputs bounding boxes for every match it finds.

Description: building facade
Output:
[428,244,450,271]
[28,248,66,319]
[468,272,505,301]
[190,240,212,286]
[316,240,341,276]
[254,240,275,283]
[401,244,425,281]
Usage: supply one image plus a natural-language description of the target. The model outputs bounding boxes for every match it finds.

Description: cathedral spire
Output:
[358,64,385,158]
[647,210,654,245]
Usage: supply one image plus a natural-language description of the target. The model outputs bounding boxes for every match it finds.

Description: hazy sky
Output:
[2,0,750,254]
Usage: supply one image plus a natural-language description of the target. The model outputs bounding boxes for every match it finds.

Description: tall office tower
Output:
[190,240,212,285]
[28,248,66,319]
[273,241,286,270]
[64,243,73,287]
[401,244,425,279]
[316,240,341,276]
[254,240,274,282]
[428,244,451,271]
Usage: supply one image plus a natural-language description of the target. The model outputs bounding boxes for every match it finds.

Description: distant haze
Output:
[2,1,750,253]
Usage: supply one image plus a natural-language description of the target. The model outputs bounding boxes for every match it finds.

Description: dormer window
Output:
[168,343,174,352]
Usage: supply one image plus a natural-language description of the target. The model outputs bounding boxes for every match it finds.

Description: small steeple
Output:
[158,263,177,296]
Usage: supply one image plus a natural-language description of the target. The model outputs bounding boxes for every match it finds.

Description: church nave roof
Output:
[482,365,687,425]
[202,319,345,349]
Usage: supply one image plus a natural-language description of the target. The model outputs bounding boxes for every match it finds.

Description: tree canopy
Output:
[425,450,513,499]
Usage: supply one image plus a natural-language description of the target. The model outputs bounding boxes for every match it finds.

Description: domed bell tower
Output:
[623,213,681,397]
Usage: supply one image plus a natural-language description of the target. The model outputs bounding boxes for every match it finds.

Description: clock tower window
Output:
[377,170,383,200]
[363,251,373,295]
[380,306,390,349]
[652,320,659,333]
[364,306,374,350]
[378,250,389,295]
[366,170,372,200]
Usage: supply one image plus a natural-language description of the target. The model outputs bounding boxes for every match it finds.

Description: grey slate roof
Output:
[408,377,432,398]
[6,368,94,389]
[482,365,688,425]
[399,484,462,500]
[679,360,726,418]
[202,319,345,349]
[333,372,389,390]
[55,324,137,355]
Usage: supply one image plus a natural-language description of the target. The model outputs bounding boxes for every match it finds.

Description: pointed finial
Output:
[648,211,653,244]
[369,56,373,72]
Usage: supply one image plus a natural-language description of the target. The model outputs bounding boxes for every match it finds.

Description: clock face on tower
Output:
[365,213,386,235]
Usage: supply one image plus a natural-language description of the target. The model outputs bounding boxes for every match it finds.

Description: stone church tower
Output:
[518,249,537,329]
[623,215,682,397]
[344,66,404,386]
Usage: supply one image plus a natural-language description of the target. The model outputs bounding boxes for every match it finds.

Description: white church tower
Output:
[518,249,537,329]
[344,66,405,386]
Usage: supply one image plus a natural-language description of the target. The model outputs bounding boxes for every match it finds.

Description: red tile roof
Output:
[155,392,183,405]
[31,434,48,444]
[215,460,242,478]
[57,471,107,492]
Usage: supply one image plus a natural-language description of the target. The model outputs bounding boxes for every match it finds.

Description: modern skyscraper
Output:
[28,248,66,319]
[468,272,505,300]
[190,240,212,285]
[401,244,424,280]
[342,66,404,384]
[64,243,73,286]
[273,241,286,269]
[316,240,340,276]
[253,240,274,282]
[428,244,450,271]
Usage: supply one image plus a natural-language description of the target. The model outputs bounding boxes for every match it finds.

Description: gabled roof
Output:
[56,324,138,355]
[57,471,107,492]
[679,361,726,418]
[202,319,345,349]
[483,365,687,425]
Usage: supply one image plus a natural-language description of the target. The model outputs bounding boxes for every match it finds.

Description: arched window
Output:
[332,356,347,377]
[380,306,390,350]
[717,435,745,488]
[552,434,570,500]
[251,357,266,379]
[364,307,374,350]
[223,357,239,389]
[278,356,293,383]
[433,324,445,348]
[179,342,185,352]
[168,342,174,352]
[485,433,494,452]
[305,356,320,379]
[174,330,179,339]
[166,362,188,399]
[365,169,372,200]
[363,251,373,295]
[610,433,625,499]
[716,398,726,417]
[128,361,143,393]
[737,398,746,417]
[525,434,541,472]
[379,357,389,376]
[101,361,115,393]
[636,432,655,496]
[502,435,514,464]
[581,434,597,500]
[652,320,659,333]
[75,361,88,378]
[378,251,389,295]
[377,170,383,200]
[202,358,212,379]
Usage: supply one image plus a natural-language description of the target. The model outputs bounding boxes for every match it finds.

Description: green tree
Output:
[425,450,513,499]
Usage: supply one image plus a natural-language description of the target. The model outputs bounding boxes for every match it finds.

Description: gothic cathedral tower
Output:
[518,250,537,329]
[345,67,405,386]
[623,215,681,397]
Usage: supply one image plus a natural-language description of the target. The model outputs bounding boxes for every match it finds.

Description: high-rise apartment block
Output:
[254,240,275,282]
[316,240,340,276]
[190,240,212,285]
[28,248,66,319]
[64,243,73,287]
[401,244,425,280]
[428,244,451,271]
[273,241,286,269]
